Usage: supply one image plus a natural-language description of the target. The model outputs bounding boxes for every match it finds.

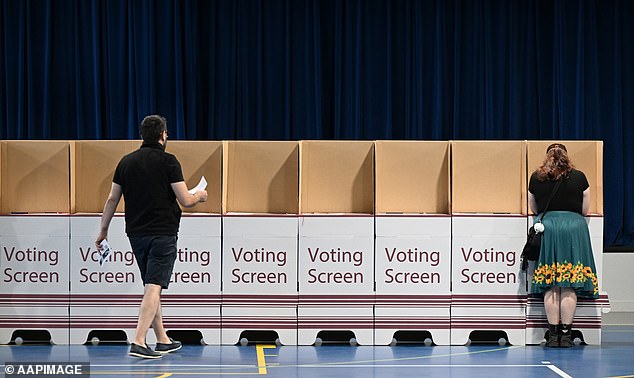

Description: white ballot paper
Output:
[99,239,113,267]
[188,176,207,194]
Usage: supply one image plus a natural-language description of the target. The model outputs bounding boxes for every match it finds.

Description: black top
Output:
[528,168,589,214]
[113,142,185,236]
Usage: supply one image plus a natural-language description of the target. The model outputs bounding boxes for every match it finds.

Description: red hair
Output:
[535,145,574,181]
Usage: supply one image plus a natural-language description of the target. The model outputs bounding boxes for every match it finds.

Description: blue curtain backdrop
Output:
[1,0,633,247]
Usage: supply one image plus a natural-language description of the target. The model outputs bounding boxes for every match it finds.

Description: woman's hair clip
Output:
[546,143,567,153]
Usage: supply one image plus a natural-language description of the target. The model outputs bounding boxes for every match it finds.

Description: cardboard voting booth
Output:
[221,141,299,345]
[166,214,222,345]
[151,141,223,345]
[0,216,70,345]
[168,141,223,216]
[525,141,609,345]
[69,140,222,345]
[70,140,139,213]
[0,141,71,344]
[451,141,528,346]
[374,141,452,345]
[69,214,222,345]
[1,141,70,214]
[68,141,139,344]
[298,141,375,345]
[69,216,138,343]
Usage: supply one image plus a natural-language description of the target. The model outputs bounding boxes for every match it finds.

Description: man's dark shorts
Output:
[129,235,177,289]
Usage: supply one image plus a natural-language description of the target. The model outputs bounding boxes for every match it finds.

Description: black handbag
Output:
[521,179,562,271]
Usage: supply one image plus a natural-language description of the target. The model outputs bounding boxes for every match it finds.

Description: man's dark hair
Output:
[140,115,167,142]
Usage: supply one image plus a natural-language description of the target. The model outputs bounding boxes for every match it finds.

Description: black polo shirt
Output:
[113,142,184,236]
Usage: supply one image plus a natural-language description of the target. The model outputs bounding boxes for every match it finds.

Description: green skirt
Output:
[531,211,599,299]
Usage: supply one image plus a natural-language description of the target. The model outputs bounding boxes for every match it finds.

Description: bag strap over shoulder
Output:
[537,178,563,222]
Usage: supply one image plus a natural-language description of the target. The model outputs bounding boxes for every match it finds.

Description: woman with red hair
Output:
[528,143,599,348]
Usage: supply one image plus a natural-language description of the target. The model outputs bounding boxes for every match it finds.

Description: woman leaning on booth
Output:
[527,143,599,348]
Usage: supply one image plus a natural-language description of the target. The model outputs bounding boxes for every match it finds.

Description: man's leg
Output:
[152,302,171,344]
[133,283,162,346]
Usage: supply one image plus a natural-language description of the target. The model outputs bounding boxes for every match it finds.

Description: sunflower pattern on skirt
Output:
[532,260,599,296]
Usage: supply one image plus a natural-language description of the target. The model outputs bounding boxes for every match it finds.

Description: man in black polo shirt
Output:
[95,115,208,359]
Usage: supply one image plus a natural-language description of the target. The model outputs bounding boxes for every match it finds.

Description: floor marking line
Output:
[155,374,173,378]
[285,364,552,368]
[284,345,521,368]
[256,344,277,375]
[546,364,573,378]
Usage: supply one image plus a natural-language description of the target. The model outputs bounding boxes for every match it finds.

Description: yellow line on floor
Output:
[256,344,278,374]
[155,374,173,378]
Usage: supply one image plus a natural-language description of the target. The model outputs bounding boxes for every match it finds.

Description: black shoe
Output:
[559,324,573,348]
[155,338,182,354]
[129,343,162,359]
[545,324,560,347]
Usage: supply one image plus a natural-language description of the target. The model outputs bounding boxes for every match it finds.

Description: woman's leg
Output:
[558,288,577,347]
[543,287,561,346]
[559,288,577,324]
[544,287,561,324]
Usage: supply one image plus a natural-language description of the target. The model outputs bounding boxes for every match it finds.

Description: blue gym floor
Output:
[2,326,633,377]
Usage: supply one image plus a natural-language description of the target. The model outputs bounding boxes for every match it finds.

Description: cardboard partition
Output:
[69,215,138,344]
[297,306,374,345]
[222,306,298,346]
[297,216,375,345]
[298,216,375,295]
[587,216,605,288]
[70,140,139,213]
[222,216,298,296]
[0,215,70,344]
[223,141,298,214]
[69,214,222,345]
[375,141,450,214]
[374,215,452,345]
[167,141,223,214]
[0,142,2,210]
[1,141,71,214]
[222,215,298,345]
[450,215,528,346]
[451,141,526,214]
[374,217,452,293]
[451,216,527,296]
[526,141,603,215]
[163,215,222,344]
[299,141,374,214]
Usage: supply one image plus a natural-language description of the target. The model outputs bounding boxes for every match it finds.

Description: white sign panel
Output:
[452,216,527,295]
[299,216,374,295]
[0,215,70,343]
[70,216,136,294]
[223,216,297,295]
[375,216,451,294]
[171,216,221,294]
[1,216,70,294]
